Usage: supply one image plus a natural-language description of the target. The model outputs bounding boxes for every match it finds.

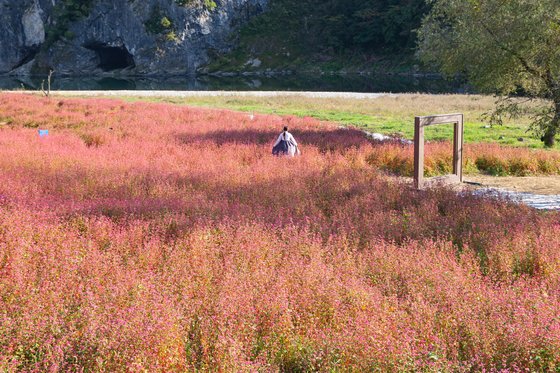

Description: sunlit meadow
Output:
[0,93,559,371]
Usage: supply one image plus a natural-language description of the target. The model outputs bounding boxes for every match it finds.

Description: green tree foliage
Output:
[145,6,179,42]
[175,0,217,11]
[320,0,428,53]
[418,0,560,147]
[243,0,428,54]
[44,0,94,47]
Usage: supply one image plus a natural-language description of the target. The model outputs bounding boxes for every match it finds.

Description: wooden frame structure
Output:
[414,114,464,189]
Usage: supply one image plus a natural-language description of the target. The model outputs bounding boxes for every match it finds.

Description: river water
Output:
[0,73,469,93]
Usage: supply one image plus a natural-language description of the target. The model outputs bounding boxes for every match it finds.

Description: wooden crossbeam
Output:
[414,114,464,189]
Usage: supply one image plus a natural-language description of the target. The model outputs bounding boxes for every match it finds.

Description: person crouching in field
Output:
[272,126,300,156]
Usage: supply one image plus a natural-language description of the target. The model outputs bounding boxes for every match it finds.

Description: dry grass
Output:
[114,93,552,148]
[466,175,560,194]
[126,93,512,120]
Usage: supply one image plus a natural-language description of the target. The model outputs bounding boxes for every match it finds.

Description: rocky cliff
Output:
[0,0,267,76]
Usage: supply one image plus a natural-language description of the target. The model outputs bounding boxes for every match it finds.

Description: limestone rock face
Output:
[22,2,45,47]
[0,0,267,75]
[0,0,47,73]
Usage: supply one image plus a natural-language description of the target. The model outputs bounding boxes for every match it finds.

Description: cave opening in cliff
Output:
[85,43,135,72]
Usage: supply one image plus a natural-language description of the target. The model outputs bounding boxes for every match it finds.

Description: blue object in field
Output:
[38,129,49,137]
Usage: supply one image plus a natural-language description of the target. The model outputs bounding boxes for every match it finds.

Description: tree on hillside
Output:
[242,0,428,57]
[418,0,560,147]
[316,0,428,53]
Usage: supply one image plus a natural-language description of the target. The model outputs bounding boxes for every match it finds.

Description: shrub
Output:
[145,7,175,36]
[475,154,509,176]
[175,0,217,10]
[365,141,560,177]
[79,132,106,147]
[204,0,217,10]
[44,0,94,48]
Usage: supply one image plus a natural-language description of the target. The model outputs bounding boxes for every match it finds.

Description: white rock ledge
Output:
[474,188,560,210]
[8,90,394,100]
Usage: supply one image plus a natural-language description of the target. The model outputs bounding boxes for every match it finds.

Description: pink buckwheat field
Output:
[0,92,559,371]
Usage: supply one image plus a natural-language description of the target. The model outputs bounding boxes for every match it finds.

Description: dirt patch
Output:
[464,175,560,195]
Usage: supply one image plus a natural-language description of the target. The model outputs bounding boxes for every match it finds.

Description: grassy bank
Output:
[117,93,557,149]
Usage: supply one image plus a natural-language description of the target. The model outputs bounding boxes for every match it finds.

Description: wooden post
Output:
[414,114,464,189]
[453,115,464,182]
[414,117,424,189]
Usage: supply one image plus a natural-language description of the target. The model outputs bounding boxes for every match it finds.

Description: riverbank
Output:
[18,90,549,148]
[1,73,463,93]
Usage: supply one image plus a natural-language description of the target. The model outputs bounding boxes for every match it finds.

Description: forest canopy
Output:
[241,0,429,55]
